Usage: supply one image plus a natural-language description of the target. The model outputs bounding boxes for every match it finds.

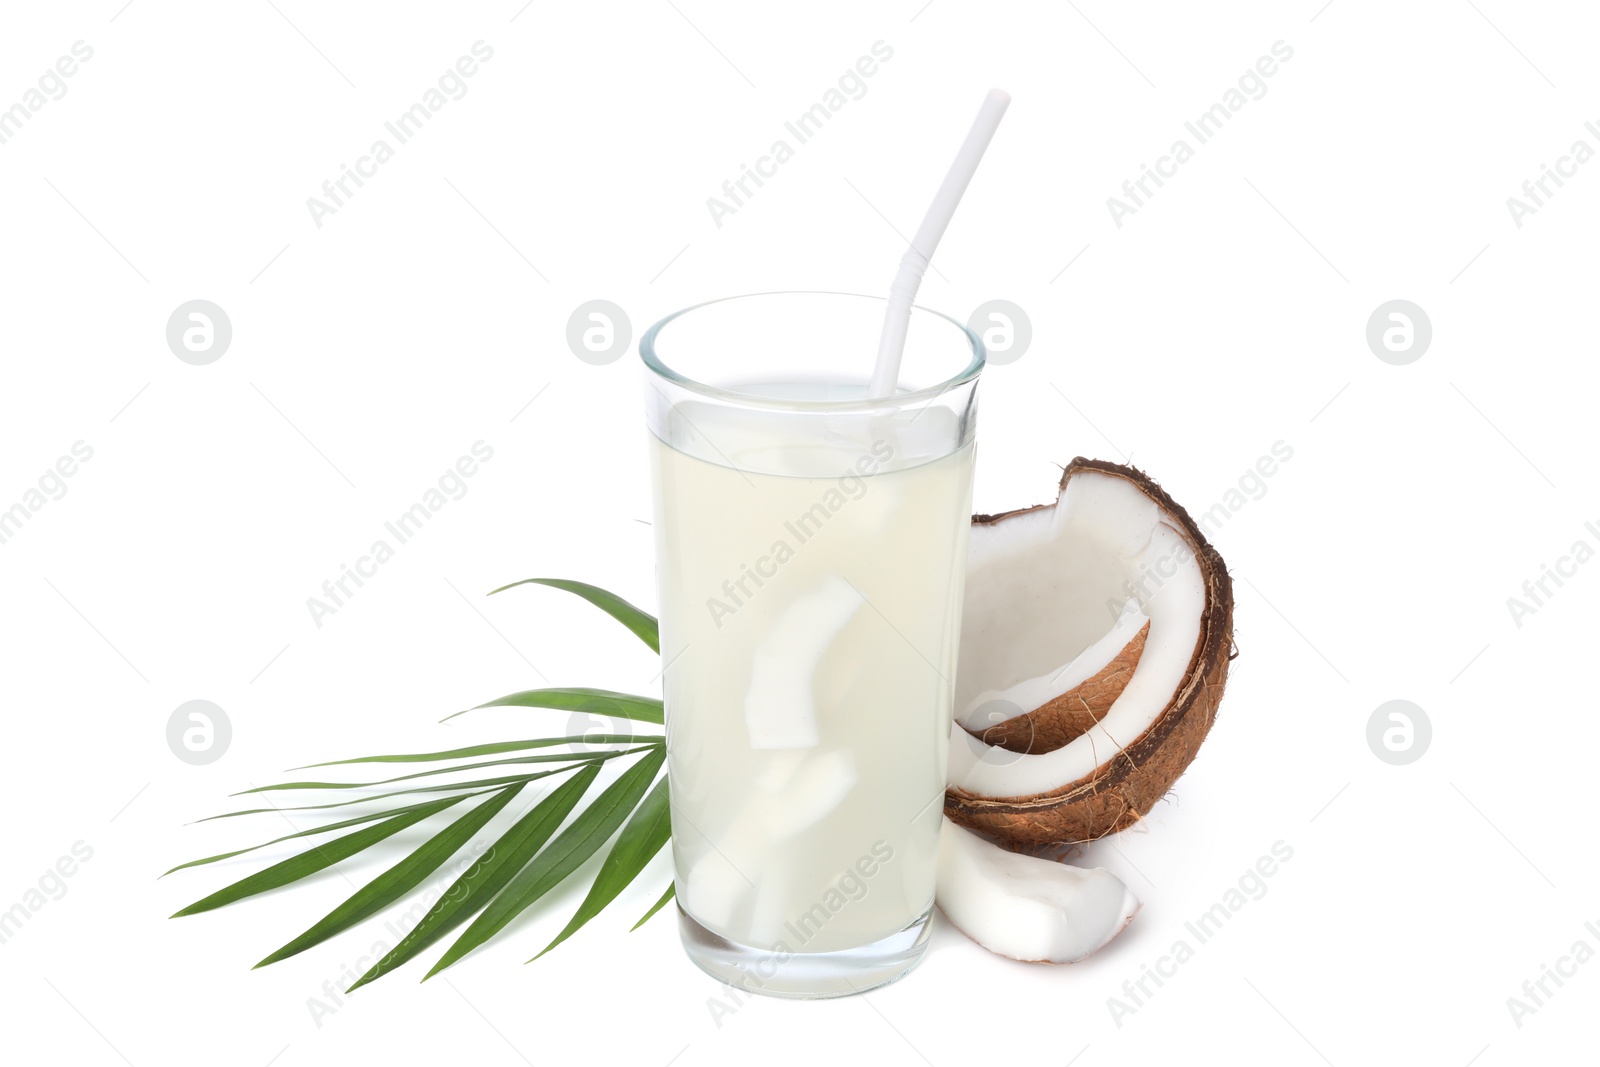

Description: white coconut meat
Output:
[949,470,1206,797]
[744,575,864,749]
[936,818,1139,963]
[955,596,1149,732]
[681,748,858,934]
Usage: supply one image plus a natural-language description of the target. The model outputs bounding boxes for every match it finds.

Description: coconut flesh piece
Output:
[744,575,864,750]
[936,817,1140,963]
[676,577,870,937]
[684,747,858,941]
[955,595,1148,729]
[951,468,1205,795]
[946,459,1233,852]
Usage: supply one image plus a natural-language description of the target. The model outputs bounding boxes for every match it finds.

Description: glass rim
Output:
[638,290,985,412]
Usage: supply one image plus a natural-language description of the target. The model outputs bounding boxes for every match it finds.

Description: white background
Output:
[1,1,1596,1064]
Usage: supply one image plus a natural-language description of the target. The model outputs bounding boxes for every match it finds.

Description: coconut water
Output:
[650,404,974,955]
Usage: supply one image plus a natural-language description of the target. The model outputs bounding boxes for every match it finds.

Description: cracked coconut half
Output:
[934,459,1234,964]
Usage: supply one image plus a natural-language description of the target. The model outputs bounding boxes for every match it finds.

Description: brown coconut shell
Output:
[978,620,1151,754]
[944,457,1235,854]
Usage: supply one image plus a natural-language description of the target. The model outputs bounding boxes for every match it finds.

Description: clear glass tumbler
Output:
[640,292,983,997]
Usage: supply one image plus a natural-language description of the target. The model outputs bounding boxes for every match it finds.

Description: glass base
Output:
[677,903,934,1000]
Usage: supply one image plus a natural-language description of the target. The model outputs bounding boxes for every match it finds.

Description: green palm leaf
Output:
[426,746,666,979]
[256,782,527,967]
[195,769,578,822]
[296,735,652,768]
[344,762,603,991]
[172,794,466,917]
[444,686,664,726]
[238,744,657,794]
[487,578,659,653]
[534,775,671,959]
[631,882,675,931]
[166,791,506,876]
[174,576,685,985]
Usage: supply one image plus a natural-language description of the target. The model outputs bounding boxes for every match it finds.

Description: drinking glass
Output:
[641,291,982,997]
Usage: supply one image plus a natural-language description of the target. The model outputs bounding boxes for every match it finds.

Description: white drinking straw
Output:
[868,88,1011,398]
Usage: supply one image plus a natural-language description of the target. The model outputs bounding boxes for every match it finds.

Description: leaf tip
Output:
[344,974,371,994]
